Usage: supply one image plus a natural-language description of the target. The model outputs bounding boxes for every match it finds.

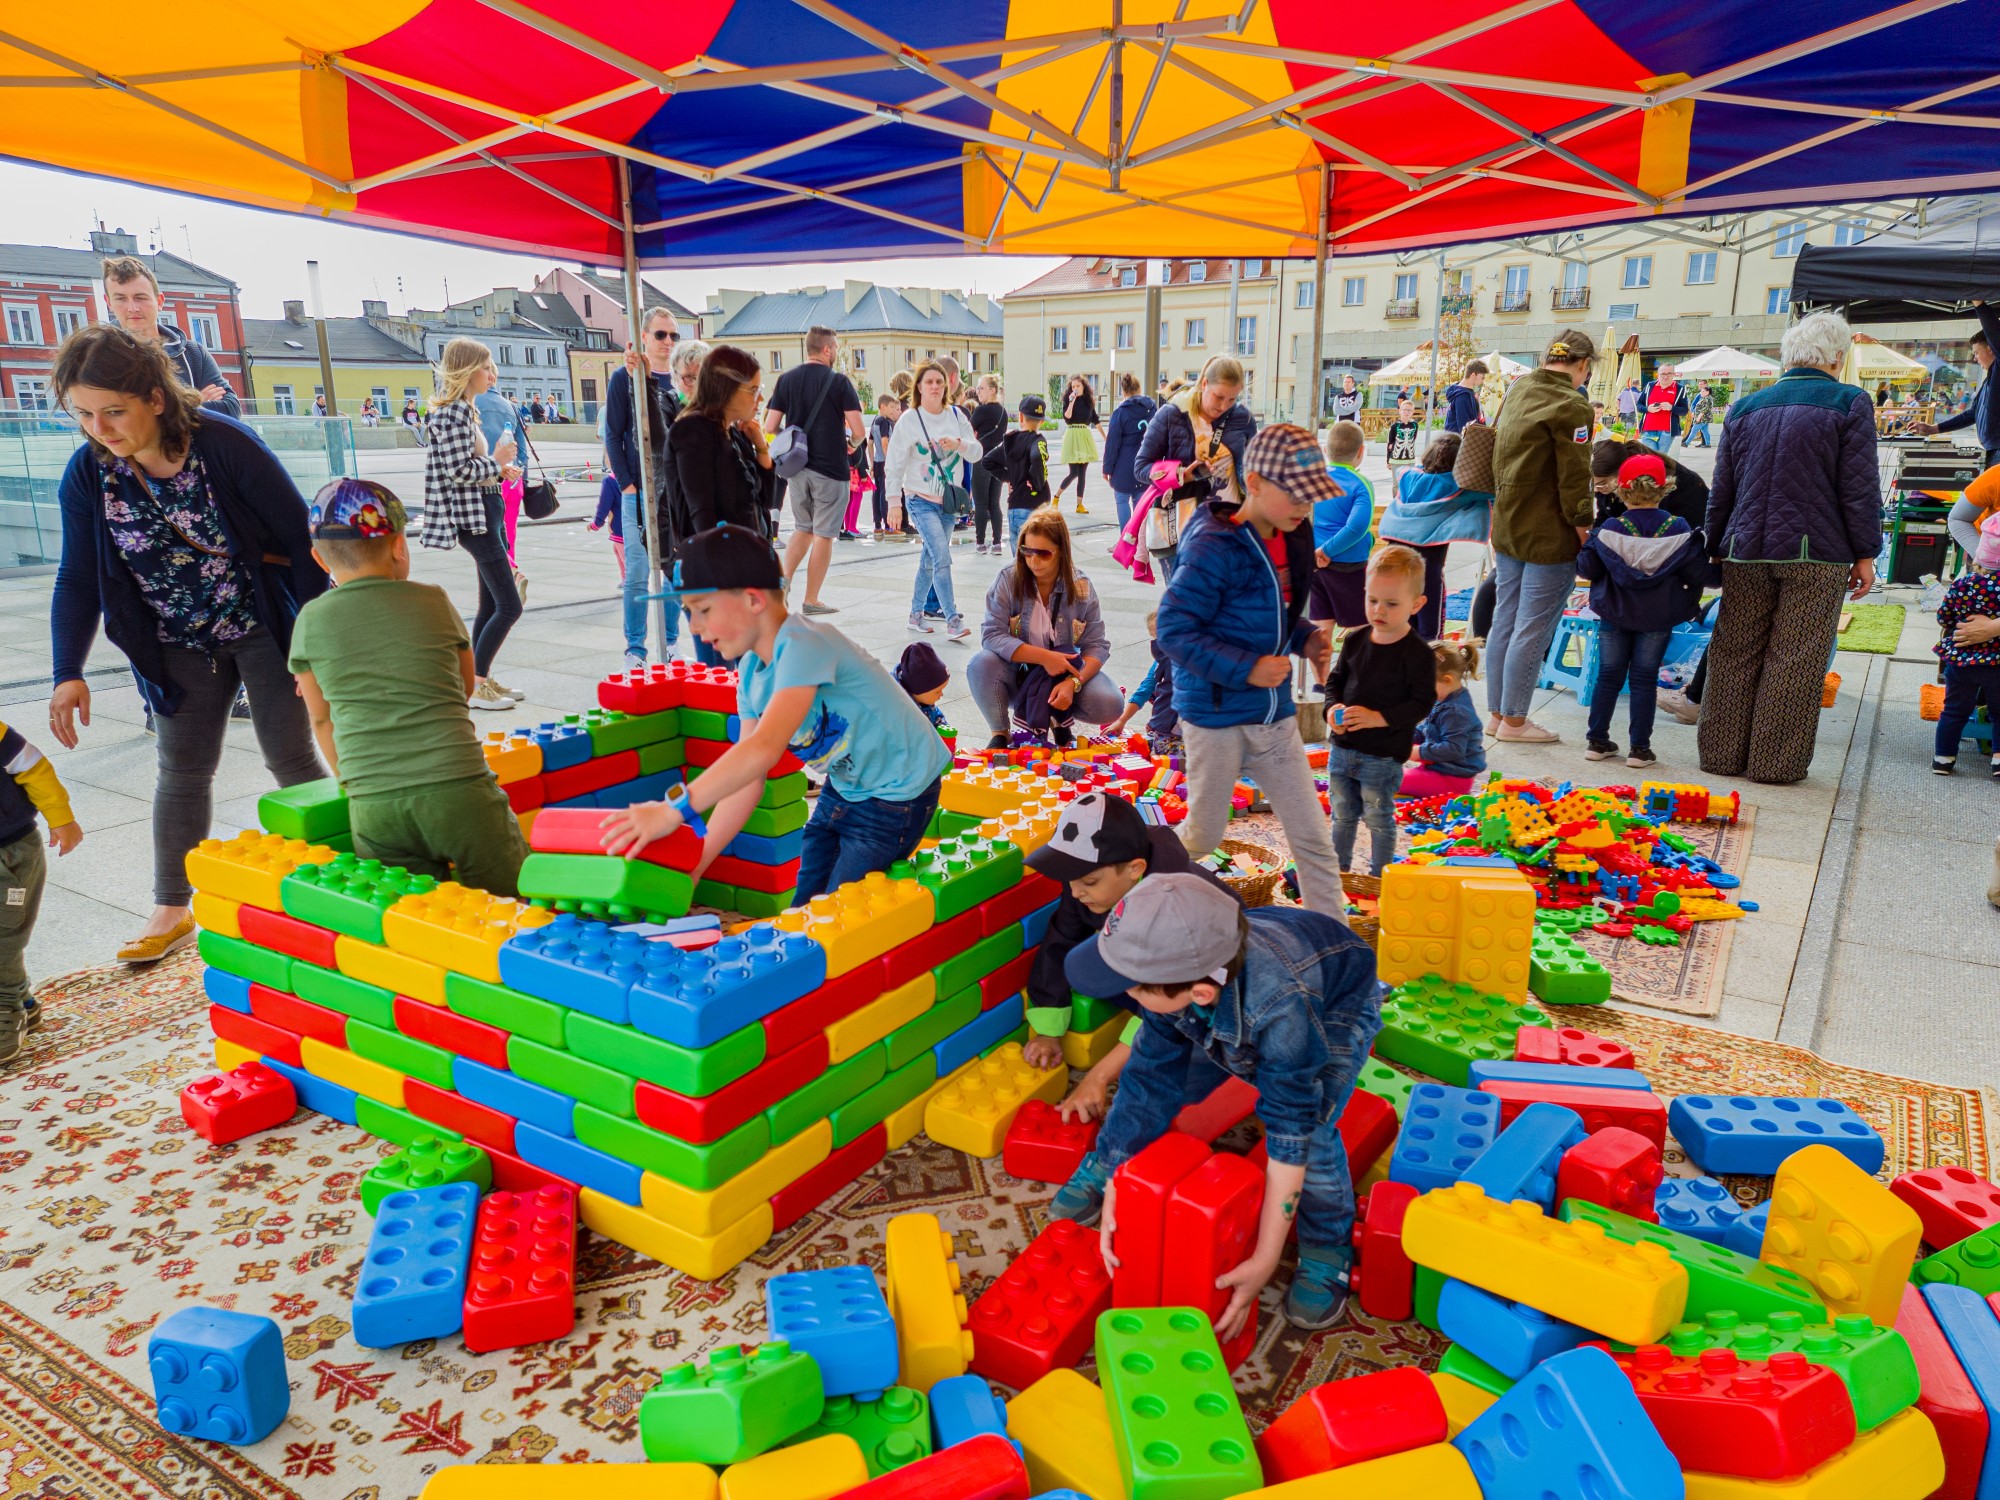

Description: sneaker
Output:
[1049,1154,1112,1227]
[1584,740,1620,762]
[486,678,527,702]
[802,601,839,616]
[1283,1245,1354,1330]
[1074,503,1089,515]
[229,688,251,721]
[838,530,860,542]
[944,616,972,641]
[1485,714,1502,736]
[468,678,516,711]
[0,1026,19,1067]
[1626,749,1658,769]
[22,998,40,1033]
[923,609,946,621]
[1053,724,1074,749]
[1656,687,1700,725]
[624,652,647,673]
[1991,755,2000,780]
[1495,718,1560,744]
[986,734,1011,751]
[1935,756,1959,775]
[908,612,935,634]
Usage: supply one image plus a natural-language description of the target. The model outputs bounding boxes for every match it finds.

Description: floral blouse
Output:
[101,450,257,653]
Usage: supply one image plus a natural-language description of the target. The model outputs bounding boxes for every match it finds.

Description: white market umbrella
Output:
[1676,345,1779,377]
[1368,346,1434,386]
[1473,351,1533,378]
[1840,335,1930,387]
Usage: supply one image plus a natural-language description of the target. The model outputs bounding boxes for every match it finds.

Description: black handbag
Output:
[520,428,560,520]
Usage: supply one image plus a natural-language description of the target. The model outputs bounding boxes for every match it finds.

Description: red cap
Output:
[1617,453,1668,487]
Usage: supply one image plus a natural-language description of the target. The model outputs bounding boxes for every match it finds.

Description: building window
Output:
[370,387,389,410]
[770,350,784,370]
[1833,219,1870,246]
[583,294,592,317]
[4,305,41,345]
[1499,266,1530,311]
[53,306,85,339]
[852,347,866,370]
[271,385,295,415]
[1342,277,1365,307]
[1766,286,1792,315]
[499,345,513,364]
[1185,318,1206,347]
[1050,327,1069,352]
[1297,280,1316,309]
[925,350,934,361]
[1622,255,1653,289]
[404,387,421,404]
[1188,262,1207,283]
[1289,333,1300,362]
[1235,315,1256,357]
[1608,301,1639,320]
[1159,320,1170,349]
[14,377,50,410]
[1243,259,1263,278]
[1444,268,1470,295]
[1119,265,1137,287]
[1392,273,1417,302]
[905,348,915,366]
[580,379,597,404]
[190,314,221,349]
[1686,252,1717,285]
[1082,324,1101,352]
[1114,323,1134,352]
[1773,220,1809,257]
[1562,261,1588,291]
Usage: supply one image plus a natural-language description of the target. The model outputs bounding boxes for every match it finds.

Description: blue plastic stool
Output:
[1539,600,1716,704]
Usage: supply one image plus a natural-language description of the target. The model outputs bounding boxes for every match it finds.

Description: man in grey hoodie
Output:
[101,256,240,416]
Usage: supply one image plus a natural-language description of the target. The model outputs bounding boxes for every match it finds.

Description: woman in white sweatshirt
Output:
[887,360,982,641]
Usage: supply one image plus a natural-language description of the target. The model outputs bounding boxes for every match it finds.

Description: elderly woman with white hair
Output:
[1698,310,1882,784]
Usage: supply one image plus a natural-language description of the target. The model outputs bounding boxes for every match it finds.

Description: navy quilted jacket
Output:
[1705,368,1882,565]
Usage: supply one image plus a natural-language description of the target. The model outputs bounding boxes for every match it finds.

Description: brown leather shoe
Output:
[117,915,196,965]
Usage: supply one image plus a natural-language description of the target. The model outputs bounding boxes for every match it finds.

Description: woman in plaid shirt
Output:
[422,338,524,711]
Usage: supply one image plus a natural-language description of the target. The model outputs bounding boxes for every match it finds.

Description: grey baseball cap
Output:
[1064,872,1246,997]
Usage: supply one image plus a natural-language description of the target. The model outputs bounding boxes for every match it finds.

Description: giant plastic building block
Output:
[1388,1085,1499,1194]
[1897,1282,1992,1500]
[1352,1180,1420,1321]
[787,1387,931,1476]
[1723,1201,1770,1259]
[1108,1132,1212,1308]
[236,903,338,968]
[1002,1100,1099,1184]
[1611,1344,1857,1479]
[967,1219,1111,1394]
[1678,1407,1944,1500]
[831,1434,1030,1500]
[180,1061,297,1144]
[361,1135,491,1214]
[1160,1151,1265,1369]
[380,884,551,984]
[924,1043,1066,1158]
[1452,1346,1680,1500]
[1655,1177,1746,1245]
[766,1265,899,1400]
[257,777,349,842]
[1438,1342,1514,1396]
[1480,1079,1668,1146]
[1660,1308,1921,1433]
[641,1341,825,1465]
[186,830,339,911]
[1376,863,1537,1000]
[628,926,829,1048]
[1894,1168,2000,1252]
[1374,976,1549,1088]
[1004,1369,1128,1500]
[1468,1059,1654,1093]
[905,837,1025,923]
[1171,1076,1260,1145]
[148,1307,289,1444]
[1251,1443,1480,1499]
[1463,1101,1585,1211]
[1529,929,1612,1006]
[462,1184,576,1353]
[281,855,434,944]
[1255,1365,1447,1483]
[1438,1278,1592,1378]
[516,850,693,915]
[1924,1285,2000,1500]
[1338,1087,1400,1185]
[497,917,661,1024]
[1915,1227,2000,1298]
[1558,1128,1663,1221]
[719,1434,868,1500]
[1667,1095,1886,1177]
[1559,1200,1828,1327]
[352,1182,478,1347]
[1095,1306,1261,1500]
[883,1212,975,1392]
[1357,1056,1418,1118]
[1516,1024,1634,1069]
[928,1373,1014,1456]
[1762,1144,1923,1327]
[421,1465,713,1497]
[1432,1372,1500,1437]
[773,873,937,978]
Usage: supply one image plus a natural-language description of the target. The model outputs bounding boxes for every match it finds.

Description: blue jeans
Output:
[1485,553,1577,719]
[1684,422,1712,448]
[1639,431,1673,454]
[1114,489,1136,532]
[907,498,958,621]
[1937,663,2000,758]
[1587,625,1672,752]
[1325,744,1403,876]
[796,776,943,903]
[620,490,679,659]
[1007,506,1031,549]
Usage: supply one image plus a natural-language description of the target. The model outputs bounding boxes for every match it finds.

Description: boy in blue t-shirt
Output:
[1307,420,1375,639]
[601,525,950,901]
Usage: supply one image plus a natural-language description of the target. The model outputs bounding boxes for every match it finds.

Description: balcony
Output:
[1495,291,1532,314]
[1553,286,1591,311]
[1440,293,1475,316]
[1385,298,1420,321]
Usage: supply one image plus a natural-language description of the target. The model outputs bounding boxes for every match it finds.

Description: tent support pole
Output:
[619,158,667,666]
[1301,162,1328,424]
[1424,247,1444,437]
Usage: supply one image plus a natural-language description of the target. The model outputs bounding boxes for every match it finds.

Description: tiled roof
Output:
[0,243,235,291]
[710,285,1002,340]
[243,317,430,363]
[571,268,700,322]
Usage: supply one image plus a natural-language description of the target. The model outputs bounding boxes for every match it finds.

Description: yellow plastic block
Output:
[1683,1407,1943,1500]
[1679,896,1747,921]
[640,1119,832,1236]
[479,729,543,786]
[1431,1372,1499,1437]
[423,1464,710,1499]
[1253,1442,1482,1499]
[773,872,936,977]
[1008,1369,1130,1500]
[1761,1143,1923,1328]
[299,1036,406,1108]
[923,1042,1066,1158]
[577,1186,771,1282]
[939,765,1048,819]
[826,975,934,1063]
[1402,1181,1688,1345]
[719,1434,868,1500]
[886,1073,952,1151]
[184,831,339,911]
[191,891,242,939]
[977,796,1063,854]
[516,809,538,843]
[1062,1011,1129,1071]
[334,933,446,1005]
[381,883,552,984]
[1376,864,1535,1000]
[883,1211,975,1391]
[213,1037,260,1072]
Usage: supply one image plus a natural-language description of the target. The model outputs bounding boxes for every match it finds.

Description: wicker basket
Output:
[1215,837,1285,907]
[1342,870,1382,946]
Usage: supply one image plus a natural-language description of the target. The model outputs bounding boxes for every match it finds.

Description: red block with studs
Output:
[1255,1365,1447,1482]
[462,1184,578,1352]
[1557,1126,1664,1220]
[1161,1151,1265,1368]
[1479,1080,1667,1146]
[1897,1282,1991,1500]
[1892,1166,2000,1251]
[1350,1180,1420,1322]
[1173,1076,1260,1145]
[1515,1023,1636,1070]
[967,1218,1113,1391]
[1109,1132,1212,1308]
[1338,1088,1399,1182]
[1002,1099,1099,1184]
[598,664,686,715]
[180,1061,298,1144]
[1605,1343,1857,1479]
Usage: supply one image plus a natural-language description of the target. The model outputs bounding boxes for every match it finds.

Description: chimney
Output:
[361,298,388,320]
[845,279,870,314]
[89,228,139,255]
[968,293,991,322]
[283,299,307,325]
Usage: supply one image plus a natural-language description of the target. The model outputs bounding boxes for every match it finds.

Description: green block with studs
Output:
[256,778,349,843]
[581,707,679,756]
[574,1103,770,1192]
[1912,1223,2000,1297]
[360,1135,490,1215]
[1530,929,1612,1005]
[934,810,986,840]
[444,972,568,1049]
[355,1095,460,1150]
[1095,1306,1260,1500]
[1652,1308,1919,1432]
[564,1010,765,1097]
[786,1388,931,1477]
[291,961,397,1028]
[1357,1056,1419,1118]
[903,837,1024,923]
[1373,975,1550,1087]
[639,1340,825,1465]
[280,855,435,945]
[1559,1199,1827,1326]
[198,929,293,992]
[516,853,693,917]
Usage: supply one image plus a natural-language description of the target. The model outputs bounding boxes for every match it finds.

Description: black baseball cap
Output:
[671,525,784,595]
[1027,791,1152,882]
[1018,394,1047,419]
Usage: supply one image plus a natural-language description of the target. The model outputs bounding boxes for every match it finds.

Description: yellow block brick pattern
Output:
[1681,1408,1943,1500]
[299,1036,406,1108]
[381,883,552,984]
[923,1042,1065,1158]
[718,1435,868,1500]
[184,831,339,911]
[772,873,936,977]
[883,1211,974,1392]
[335,933,446,1006]
[191,891,242,939]
[826,975,935,1063]
[1008,1369,1129,1500]
[577,1187,771,1283]
[640,1119,831,1237]
[1761,1144,1924,1328]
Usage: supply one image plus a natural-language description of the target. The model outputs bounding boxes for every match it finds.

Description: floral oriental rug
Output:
[0,950,1986,1500]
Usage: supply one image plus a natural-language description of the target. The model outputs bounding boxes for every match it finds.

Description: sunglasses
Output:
[1019,544,1056,559]
[650,328,681,343]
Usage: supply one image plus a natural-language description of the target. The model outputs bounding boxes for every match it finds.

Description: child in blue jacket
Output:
[1308,420,1375,632]
[1402,639,1486,797]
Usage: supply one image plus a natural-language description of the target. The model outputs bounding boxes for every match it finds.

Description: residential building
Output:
[0,228,246,410]
[242,303,432,417]
[703,281,1003,402]
[536,268,702,412]
[405,289,582,414]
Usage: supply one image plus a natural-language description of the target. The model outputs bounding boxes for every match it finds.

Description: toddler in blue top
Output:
[1307,420,1375,638]
[1402,639,1486,798]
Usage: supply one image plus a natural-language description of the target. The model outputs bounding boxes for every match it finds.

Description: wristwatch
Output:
[664,782,707,837]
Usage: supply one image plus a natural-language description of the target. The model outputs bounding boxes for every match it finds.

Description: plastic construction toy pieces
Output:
[1724,1202,1771,1259]
[831,1433,1031,1500]
[772,873,938,979]
[1916,1227,2000,1298]
[1453,1345,1681,1500]
[1528,929,1613,1006]
[180,1061,297,1144]
[147,1307,290,1445]
[719,1434,868,1500]
[1376,863,1538,1001]
[1259,1442,1481,1499]
[765,1266,899,1401]
[1479,1079,1668,1149]
[516,851,694,918]
[1762,1145,1924,1329]
[966,1219,1112,1395]
[462,1184,577,1354]
[927,1374,1014,1456]
[360,1135,492,1215]
[1171,1075,1260,1145]
[1667,1095,1887,1178]
[1160,1151,1266,1371]
[497,916,658,1024]
[1655,1176,1747,1245]
[1463,1101,1585,1212]
[904,837,1026,924]
[281,855,437,945]
[185,830,340,911]
[1108,1132,1213,1309]
[639,1341,826,1465]
[1607,1343,1858,1481]
[1894,1168,2000,1252]
[1558,1128,1665,1222]
[786,1386,932,1477]
[1255,1365,1448,1483]
[1439,1278,1593,1378]
[1374,975,1551,1089]
[1558,1200,1829,1330]
[1468,1059,1654,1094]
[1003,1369,1126,1500]
[1681,1406,1944,1500]
[1896,1282,1992,1500]
[1352,1180,1421,1322]
[883,1212,976,1393]
[257,777,349,842]
[1657,1309,1921,1434]
[1095,1306,1261,1500]
[627,926,829,1050]
[1516,1024,1635,1069]
[1001,1099,1100,1185]
[236,902,338,968]
[352,1182,478,1348]
[380,885,552,984]
[923,1043,1066,1159]
[1922,1285,2000,1500]
[1388,1084,1499,1196]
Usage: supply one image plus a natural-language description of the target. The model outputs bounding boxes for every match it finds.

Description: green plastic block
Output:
[355,1095,459,1150]
[831,1054,938,1147]
[766,1045,886,1145]
[884,986,980,1072]
[322,833,354,854]
[731,886,797,919]
[1374,976,1550,1087]
[1530,929,1612,1006]
[1413,1265,1445,1331]
[1535,907,1597,936]
[1096,1306,1260,1499]
[517,853,693,917]
[1357,1056,1418,1118]
[578,707,679,757]
[637,737,687,775]
[345,1019,457,1090]
[1438,1340,1515,1396]
[741,800,811,839]
[198,929,292,992]
[788,1388,931,1476]
[361,1134,490,1214]
[903,837,1025,923]
[1659,1309,1920,1432]
[694,879,738,911]
[291,961,397,1028]
[444,972,568,1049]
[574,1103,771,1191]
[565,1011,764,1097]
[508,1036,637,1118]
[1558,1200,1826,1325]
[280,855,435,944]
[257,778,349,842]
[678,708,731,742]
[1071,991,1123,1034]
[1913,1223,2000,1296]
[932,926,1024,1002]
[935,810,985,839]
[759,772,808,808]
[638,1341,824,1465]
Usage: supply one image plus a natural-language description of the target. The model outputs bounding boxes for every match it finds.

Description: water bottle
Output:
[1919,573,1945,614]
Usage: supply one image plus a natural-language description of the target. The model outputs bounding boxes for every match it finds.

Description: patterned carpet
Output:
[0,950,1987,1500]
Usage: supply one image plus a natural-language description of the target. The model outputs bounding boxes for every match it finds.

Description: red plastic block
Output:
[209,1004,305,1069]
[1515,1023,1635,1069]
[405,1078,517,1154]
[880,907,985,992]
[1608,1344,1857,1480]
[1338,1088,1398,1182]
[840,1434,1030,1500]
[598,666,685,715]
[686,737,802,775]
[236,904,339,969]
[770,1123,887,1231]
[979,949,1036,1010]
[1557,1126,1664,1220]
[541,749,640,804]
[528,806,697,867]
[1479,1080,1668,1146]
[247,983,348,1050]
[635,1034,829,1143]
[977,871,1062,937]
[487,1144,569,1196]
[1351,1180,1420,1322]
[463,1183,577,1353]
[1892,1166,2000,1251]
[706,853,802,895]
[678,666,739,715]
[1161,1151,1265,1369]
[1898,1282,1990,1500]
[968,1217,1113,1391]
[1256,1365,1447,1482]
[1173,1076,1260,1144]
[1002,1099,1099,1184]
[1110,1132,1213,1307]
[392,995,512,1072]
[760,961,886,1057]
[502,776,545,814]
[180,1061,298,1144]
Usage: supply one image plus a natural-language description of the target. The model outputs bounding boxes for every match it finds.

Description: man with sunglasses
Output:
[607,306,685,669]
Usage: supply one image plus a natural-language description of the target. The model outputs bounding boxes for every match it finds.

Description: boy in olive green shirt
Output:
[288,480,528,894]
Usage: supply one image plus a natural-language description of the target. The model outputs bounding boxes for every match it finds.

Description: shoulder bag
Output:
[770,367,839,479]
[519,427,560,520]
[914,406,973,517]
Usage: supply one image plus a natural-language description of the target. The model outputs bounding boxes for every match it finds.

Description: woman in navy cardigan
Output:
[48,326,327,964]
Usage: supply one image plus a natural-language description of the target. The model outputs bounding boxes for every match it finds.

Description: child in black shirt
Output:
[984,393,1052,547]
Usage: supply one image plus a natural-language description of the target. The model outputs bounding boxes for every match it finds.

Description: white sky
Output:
[2,162,1065,319]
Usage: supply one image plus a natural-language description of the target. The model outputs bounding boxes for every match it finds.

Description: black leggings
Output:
[458,491,523,676]
[971,465,1004,545]
[872,464,889,530]
[1471,572,1495,641]
[1058,463,1088,498]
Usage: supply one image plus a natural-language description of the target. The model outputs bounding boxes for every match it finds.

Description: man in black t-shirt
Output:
[765,325,865,615]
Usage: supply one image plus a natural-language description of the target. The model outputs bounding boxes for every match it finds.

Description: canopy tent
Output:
[1675,345,1779,376]
[1368,347,1435,386]
[1840,334,1931,386]
[1473,350,1533,378]
[1794,196,2000,323]
[1916,351,1965,379]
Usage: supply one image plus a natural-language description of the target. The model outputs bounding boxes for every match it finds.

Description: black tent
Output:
[1793,201,2000,324]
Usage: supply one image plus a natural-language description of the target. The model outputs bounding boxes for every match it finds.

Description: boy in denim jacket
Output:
[1048,874,1383,1331]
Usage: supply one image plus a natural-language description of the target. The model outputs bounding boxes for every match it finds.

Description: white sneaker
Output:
[1495,718,1560,744]
[485,677,527,702]
[624,652,646,673]
[908,612,935,634]
[468,678,515,711]
[1486,714,1502,736]
[944,616,973,641]
[1656,688,1700,725]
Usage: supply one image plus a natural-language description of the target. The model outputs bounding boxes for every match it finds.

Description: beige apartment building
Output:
[704,281,1003,403]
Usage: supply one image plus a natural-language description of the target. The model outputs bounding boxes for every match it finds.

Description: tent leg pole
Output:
[1302,161,1328,423]
[1424,246,1443,435]
[620,158,666,666]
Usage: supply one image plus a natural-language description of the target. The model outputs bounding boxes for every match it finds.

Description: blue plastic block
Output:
[515,1122,643,1204]
[1463,1101,1585,1210]
[454,1057,576,1137]
[1924,1285,2000,1500]
[1721,1200,1770,1258]
[597,771,679,809]
[1653,1176,1745,1246]
[258,1054,360,1125]
[525,719,594,771]
[1389,1084,1500,1194]
[352,1182,476,1348]
[1021,901,1059,948]
[627,927,827,1049]
[1437,1278,1592,1379]
[929,1373,1021,1457]
[1466,1060,1655,1093]
[765,1265,899,1399]
[203,968,254,1013]
[725,828,805,865]
[935,993,1026,1077]
[1667,1094,1885,1176]
[543,794,599,810]
[1029,1493,1093,1500]
[498,915,676,1025]
[1453,1344,1681,1500]
[148,1307,289,1444]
